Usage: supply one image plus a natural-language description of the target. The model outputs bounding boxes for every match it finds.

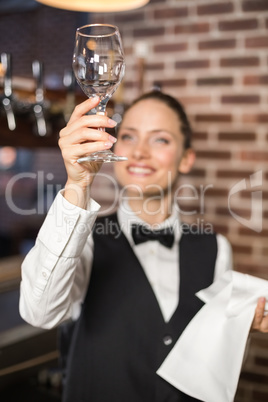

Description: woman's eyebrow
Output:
[121,127,173,134]
[119,127,177,138]
[119,126,137,131]
[150,129,177,137]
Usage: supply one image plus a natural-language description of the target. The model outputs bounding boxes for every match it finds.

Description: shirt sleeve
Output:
[214,233,233,281]
[19,190,100,329]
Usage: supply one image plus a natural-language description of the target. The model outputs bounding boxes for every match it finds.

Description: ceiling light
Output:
[35,0,150,12]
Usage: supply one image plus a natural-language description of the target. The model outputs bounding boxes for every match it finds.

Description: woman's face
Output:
[114,98,190,198]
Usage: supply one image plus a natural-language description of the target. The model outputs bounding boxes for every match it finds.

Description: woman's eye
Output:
[155,137,170,144]
[119,133,134,141]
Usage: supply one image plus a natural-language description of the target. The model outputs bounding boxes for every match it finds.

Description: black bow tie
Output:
[131,224,174,249]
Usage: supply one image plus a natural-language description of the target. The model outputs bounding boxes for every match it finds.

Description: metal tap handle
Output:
[1,52,16,130]
[32,60,47,136]
[1,52,12,98]
[32,60,44,103]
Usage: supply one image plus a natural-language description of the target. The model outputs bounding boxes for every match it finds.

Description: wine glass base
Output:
[77,151,128,164]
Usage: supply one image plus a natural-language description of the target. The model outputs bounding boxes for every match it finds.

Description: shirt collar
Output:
[117,199,181,247]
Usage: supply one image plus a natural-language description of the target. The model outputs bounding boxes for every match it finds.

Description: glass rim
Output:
[76,23,119,38]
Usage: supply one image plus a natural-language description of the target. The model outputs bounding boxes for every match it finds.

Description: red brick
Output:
[189,168,206,177]
[179,96,210,105]
[204,188,229,197]
[261,246,268,256]
[197,2,233,15]
[198,39,236,50]
[158,79,187,87]
[246,36,268,48]
[218,207,251,219]
[212,224,229,235]
[174,22,210,34]
[218,132,256,141]
[236,263,268,275]
[217,207,251,219]
[175,59,210,69]
[145,62,164,71]
[221,95,260,104]
[195,150,231,160]
[242,0,268,12]
[195,114,232,123]
[220,57,259,67]
[219,18,258,31]
[232,244,252,254]
[154,43,187,53]
[240,151,268,160]
[216,170,253,179]
[244,75,268,85]
[192,131,208,141]
[243,114,268,123]
[133,27,165,38]
[239,228,268,237]
[154,7,188,19]
[197,76,233,86]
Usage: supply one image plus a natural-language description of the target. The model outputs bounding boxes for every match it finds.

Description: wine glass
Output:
[72,23,127,163]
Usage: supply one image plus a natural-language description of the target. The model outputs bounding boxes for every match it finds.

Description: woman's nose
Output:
[132,140,150,159]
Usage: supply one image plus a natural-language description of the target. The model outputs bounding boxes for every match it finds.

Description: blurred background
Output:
[0,0,267,400]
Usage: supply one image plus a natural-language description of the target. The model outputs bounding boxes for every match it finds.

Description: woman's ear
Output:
[178,148,196,174]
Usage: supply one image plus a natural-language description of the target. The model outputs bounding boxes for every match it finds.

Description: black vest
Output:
[62,214,217,402]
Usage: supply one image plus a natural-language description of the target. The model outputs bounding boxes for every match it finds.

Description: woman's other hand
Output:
[251,297,268,333]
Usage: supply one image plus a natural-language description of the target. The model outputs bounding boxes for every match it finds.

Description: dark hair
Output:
[127,90,192,149]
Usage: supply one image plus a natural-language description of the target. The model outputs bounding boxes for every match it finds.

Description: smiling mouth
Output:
[127,166,155,175]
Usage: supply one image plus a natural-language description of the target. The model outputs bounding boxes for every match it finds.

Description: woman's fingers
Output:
[62,137,116,162]
[58,98,118,187]
[60,114,117,139]
[59,126,117,149]
[252,297,268,333]
[67,97,100,125]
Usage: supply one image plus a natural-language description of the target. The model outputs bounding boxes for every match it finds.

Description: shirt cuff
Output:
[38,190,100,257]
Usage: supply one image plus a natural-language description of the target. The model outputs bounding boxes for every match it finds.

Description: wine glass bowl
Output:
[73,24,127,163]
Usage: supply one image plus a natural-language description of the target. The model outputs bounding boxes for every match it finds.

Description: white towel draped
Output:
[157,271,268,402]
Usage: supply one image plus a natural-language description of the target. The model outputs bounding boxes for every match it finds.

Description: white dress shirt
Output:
[19,191,233,329]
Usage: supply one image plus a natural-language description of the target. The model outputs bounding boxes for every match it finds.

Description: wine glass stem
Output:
[96,111,105,131]
[96,102,107,132]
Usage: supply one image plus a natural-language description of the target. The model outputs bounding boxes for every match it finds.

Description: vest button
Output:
[163,335,173,346]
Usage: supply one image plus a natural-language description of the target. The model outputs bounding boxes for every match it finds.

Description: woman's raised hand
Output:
[58,97,117,208]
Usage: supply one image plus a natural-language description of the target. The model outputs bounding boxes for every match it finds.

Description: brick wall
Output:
[91,0,268,400]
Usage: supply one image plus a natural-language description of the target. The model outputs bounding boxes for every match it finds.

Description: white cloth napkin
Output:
[157,271,268,402]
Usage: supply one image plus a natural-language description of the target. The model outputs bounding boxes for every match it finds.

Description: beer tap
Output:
[32,60,48,136]
[1,53,16,131]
